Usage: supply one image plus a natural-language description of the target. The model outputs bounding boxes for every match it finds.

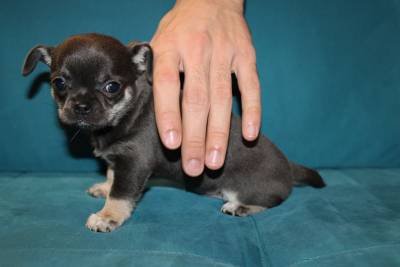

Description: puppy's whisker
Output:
[70,128,81,143]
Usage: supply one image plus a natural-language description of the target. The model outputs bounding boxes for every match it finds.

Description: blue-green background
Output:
[1,0,399,172]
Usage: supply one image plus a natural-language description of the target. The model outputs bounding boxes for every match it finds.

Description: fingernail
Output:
[207,149,221,167]
[164,129,178,148]
[247,123,259,139]
[186,158,203,176]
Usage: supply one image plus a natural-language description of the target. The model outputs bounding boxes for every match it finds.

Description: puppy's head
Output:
[22,33,152,129]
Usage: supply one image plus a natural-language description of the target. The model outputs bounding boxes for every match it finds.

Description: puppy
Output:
[22,33,325,232]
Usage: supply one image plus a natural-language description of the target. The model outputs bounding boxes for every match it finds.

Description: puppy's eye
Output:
[52,78,66,91]
[104,81,121,94]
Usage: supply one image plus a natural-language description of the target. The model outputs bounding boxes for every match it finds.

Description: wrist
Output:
[174,0,244,14]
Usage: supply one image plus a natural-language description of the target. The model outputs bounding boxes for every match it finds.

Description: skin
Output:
[151,0,262,177]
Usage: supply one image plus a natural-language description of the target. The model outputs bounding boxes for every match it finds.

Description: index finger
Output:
[152,49,182,149]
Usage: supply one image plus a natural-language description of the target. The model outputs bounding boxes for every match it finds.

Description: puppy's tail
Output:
[290,162,326,188]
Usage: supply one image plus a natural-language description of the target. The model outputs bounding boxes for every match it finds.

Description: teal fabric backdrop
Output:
[0,0,399,171]
[1,169,399,266]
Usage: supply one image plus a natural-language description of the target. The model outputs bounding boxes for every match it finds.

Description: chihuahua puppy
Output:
[22,33,325,232]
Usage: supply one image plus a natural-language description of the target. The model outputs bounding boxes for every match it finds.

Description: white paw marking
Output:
[221,202,240,216]
[85,213,119,233]
[221,190,240,203]
[220,189,266,216]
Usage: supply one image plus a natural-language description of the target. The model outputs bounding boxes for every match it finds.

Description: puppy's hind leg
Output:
[87,168,114,198]
[220,190,266,217]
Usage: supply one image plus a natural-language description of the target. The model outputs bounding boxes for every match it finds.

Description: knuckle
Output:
[211,62,232,101]
[155,110,180,131]
[188,31,211,47]
[212,88,232,105]
[208,130,229,143]
[215,37,234,55]
[151,34,175,51]
[183,32,212,58]
[247,43,256,55]
[239,67,261,93]
[158,110,179,123]
[244,105,261,117]
[154,69,179,85]
[190,64,208,84]
[214,62,231,81]
[183,88,210,110]
[213,77,231,100]
[239,45,257,63]
[253,76,262,92]
[184,66,210,108]
[157,11,174,26]
[245,76,261,93]
[186,136,205,150]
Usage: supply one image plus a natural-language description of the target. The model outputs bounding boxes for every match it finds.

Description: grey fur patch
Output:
[37,47,52,65]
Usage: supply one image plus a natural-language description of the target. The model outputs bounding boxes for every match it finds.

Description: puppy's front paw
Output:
[87,182,110,198]
[85,213,121,232]
[86,198,133,233]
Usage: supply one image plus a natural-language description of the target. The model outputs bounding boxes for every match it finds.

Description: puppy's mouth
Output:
[73,116,109,130]
[76,119,92,129]
[59,110,106,130]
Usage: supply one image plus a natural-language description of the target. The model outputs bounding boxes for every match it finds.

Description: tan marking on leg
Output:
[106,168,115,184]
[87,168,114,198]
[86,197,134,233]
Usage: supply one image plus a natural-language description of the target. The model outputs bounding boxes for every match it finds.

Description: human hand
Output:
[151,0,261,176]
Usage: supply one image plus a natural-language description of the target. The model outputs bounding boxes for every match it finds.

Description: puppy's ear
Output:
[128,41,153,84]
[22,45,53,76]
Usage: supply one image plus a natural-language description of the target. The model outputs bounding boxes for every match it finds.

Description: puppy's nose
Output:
[74,103,92,115]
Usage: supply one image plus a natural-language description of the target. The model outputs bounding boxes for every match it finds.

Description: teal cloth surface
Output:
[0,169,399,267]
[1,0,399,171]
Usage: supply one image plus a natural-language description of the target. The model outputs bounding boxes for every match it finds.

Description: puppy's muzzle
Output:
[73,102,92,115]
